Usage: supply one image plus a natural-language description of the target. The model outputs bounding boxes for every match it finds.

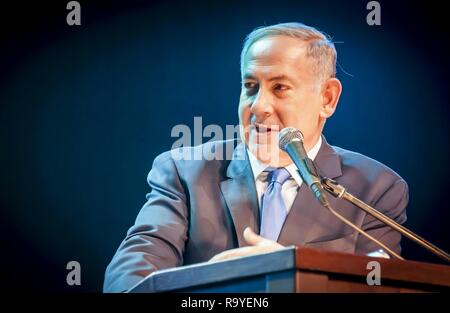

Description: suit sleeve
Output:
[355,178,409,256]
[103,152,189,292]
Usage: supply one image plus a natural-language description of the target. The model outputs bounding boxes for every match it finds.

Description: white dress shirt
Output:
[247,136,323,213]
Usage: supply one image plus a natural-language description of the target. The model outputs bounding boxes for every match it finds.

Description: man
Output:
[103,22,408,292]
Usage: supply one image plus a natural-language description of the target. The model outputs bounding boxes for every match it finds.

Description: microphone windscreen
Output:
[278,127,304,151]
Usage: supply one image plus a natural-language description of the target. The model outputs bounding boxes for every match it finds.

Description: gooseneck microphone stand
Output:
[279,127,450,263]
[320,177,450,263]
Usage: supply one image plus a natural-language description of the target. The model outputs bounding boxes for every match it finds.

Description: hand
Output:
[208,227,285,262]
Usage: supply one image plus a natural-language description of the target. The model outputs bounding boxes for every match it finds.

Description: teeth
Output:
[255,124,272,132]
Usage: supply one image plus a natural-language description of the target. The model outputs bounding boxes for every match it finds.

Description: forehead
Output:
[242,35,313,80]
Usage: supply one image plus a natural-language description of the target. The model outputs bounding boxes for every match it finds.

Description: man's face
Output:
[239,35,326,167]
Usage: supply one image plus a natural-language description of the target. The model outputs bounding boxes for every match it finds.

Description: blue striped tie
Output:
[260,168,291,241]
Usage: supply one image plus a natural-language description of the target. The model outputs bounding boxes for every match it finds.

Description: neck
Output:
[303,132,322,153]
[261,133,322,168]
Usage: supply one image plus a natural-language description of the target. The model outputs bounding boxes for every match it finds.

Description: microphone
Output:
[278,127,330,208]
[278,127,450,262]
[278,127,405,260]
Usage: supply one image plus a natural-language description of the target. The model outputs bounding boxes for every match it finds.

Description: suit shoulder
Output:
[332,145,405,185]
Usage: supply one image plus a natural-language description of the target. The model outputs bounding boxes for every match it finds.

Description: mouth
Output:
[254,123,279,133]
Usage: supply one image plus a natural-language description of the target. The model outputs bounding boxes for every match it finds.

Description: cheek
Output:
[238,102,252,143]
[238,101,251,125]
[278,98,321,128]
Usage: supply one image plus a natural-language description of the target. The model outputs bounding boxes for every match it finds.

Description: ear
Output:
[319,78,342,119]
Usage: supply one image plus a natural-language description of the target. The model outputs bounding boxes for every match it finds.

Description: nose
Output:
[250,89,274,118]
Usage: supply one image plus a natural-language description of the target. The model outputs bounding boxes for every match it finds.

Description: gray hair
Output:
[240,22,337,84]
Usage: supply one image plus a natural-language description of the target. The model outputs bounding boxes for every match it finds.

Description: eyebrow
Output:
[243,74,294,83]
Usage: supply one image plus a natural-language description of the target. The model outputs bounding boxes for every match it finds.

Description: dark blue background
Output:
[1,0,449,292]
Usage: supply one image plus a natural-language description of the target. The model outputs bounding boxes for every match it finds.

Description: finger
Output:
[243,227,264,245]
[209,252,226,262]
[244,227,285,249]
[209,251,231,262]
[209,247,252,262]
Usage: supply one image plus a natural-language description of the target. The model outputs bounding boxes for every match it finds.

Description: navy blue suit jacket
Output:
[104,137,408,292]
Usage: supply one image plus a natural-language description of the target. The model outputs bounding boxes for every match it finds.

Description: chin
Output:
[248,143,282,165]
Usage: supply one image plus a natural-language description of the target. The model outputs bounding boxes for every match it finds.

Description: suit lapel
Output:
[219,143,260,247]
[278,135,343,245]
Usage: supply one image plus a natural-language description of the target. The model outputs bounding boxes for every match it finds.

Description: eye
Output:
[243,82,258,96]
[244,82,257,89]
[273,83,290,91]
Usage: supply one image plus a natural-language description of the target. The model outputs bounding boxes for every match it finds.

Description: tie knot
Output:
[268,167,291,185]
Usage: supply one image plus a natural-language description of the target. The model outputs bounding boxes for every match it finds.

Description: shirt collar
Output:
[247,135,323,186]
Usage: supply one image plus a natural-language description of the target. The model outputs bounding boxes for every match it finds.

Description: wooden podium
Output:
[128,246,450,293]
